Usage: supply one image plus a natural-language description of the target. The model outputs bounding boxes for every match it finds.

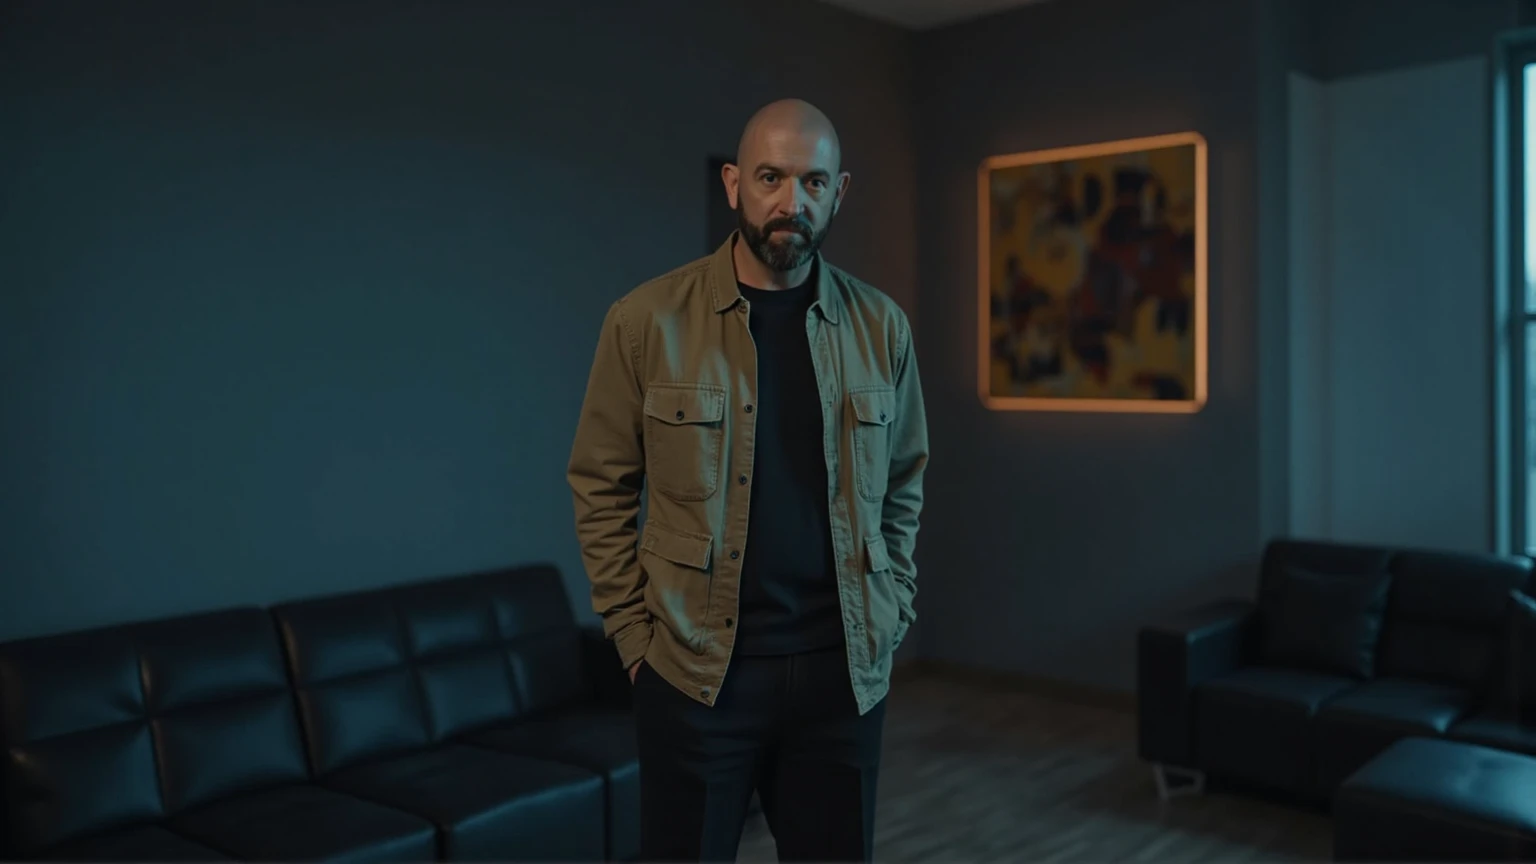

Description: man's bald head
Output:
[723,99,850,276]
[735,98,842,173]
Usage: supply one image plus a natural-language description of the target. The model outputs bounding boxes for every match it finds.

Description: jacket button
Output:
[729,550,739,560]
[738,475,747,485]
[880,412,887,421]
[675,410,684,420]
[701,688,711,697]
[744,404,753,413]
[725,617,734,628]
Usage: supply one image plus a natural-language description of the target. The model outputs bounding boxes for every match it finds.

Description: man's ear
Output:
[833,171,851,215]
[722,162,741,210]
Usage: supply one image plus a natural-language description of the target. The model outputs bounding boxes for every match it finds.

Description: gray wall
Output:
[911,0,1267,691]
[2,0,1523,689]
[909,0,1523,691]
[0,0,919,641]
[1288,57,1493,552]
[1288,73,1331,541]
[1310,0,1524,80]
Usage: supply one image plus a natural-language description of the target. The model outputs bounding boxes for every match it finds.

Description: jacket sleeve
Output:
[567,299,651,670]
[883,311,928,646]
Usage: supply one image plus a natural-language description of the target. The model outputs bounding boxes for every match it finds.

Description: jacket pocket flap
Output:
[850,388,895,426]
[642,522,714,570]
[865,533,891,573]
[645,384,726,426]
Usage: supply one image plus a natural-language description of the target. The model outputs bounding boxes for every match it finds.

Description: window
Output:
[1527,60,1536,553]
[1498,31,1536,555]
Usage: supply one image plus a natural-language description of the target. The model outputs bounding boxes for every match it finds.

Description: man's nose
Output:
[778,182,810,217]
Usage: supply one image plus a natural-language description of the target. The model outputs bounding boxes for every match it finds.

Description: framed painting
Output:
[977,131,1208,413]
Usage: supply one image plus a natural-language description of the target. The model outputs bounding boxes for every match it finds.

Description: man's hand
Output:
[628,661,641,684]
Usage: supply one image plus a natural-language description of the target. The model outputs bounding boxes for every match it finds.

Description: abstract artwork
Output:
[978,132,1208,412]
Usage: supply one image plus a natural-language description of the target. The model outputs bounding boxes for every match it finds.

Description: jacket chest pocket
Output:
[644,383,727,501]
[849,386,895,502]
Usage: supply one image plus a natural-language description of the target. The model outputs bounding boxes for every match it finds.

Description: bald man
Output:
[568,99,928,862]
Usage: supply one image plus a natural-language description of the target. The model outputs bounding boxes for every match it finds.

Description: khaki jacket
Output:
[567,233,927,715]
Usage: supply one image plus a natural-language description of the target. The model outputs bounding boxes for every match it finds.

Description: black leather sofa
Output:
[1137,538,1536,803]
[0,564,638,862]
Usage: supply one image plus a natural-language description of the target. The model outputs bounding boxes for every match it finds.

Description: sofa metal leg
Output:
[1153,763,1206,800]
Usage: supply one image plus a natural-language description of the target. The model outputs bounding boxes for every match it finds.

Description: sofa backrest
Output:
[1255,539,1395,676]
[1377,549,1533,691]
[272,563,588,777]
[0,607,309,857]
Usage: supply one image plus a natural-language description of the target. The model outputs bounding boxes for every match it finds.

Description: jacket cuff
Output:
[612,618,653,670]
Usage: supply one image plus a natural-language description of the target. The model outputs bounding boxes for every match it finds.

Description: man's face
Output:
[727,127,849,273]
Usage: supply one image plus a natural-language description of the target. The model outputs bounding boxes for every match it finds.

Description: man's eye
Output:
[761,173,778,184]
[809,179,827,191]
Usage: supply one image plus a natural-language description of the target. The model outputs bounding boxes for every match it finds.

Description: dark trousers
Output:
[632,646,886,862]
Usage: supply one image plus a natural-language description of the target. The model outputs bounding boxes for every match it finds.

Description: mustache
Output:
[762,217,812,237]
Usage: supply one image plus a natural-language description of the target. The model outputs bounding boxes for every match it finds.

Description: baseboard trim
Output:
[898,658,1136,714]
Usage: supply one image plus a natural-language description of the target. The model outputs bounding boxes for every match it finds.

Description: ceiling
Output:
[815,0,1052,30]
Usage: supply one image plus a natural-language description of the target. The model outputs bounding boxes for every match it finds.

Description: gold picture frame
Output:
[977,132,1208,413]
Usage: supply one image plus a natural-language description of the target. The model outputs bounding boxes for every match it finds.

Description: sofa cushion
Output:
[169,783,437,862]
[1194,666,1357,794]
[323,744,605,861]
[0,627,164,857]
[39,825,230,861]
[1376,551,1533,692]
[1259,565,1391,678]
[1448,709,1536,758]
[1199,666,1359,712]
[464,708,639,861]
[274,565,592,776]
[1314,678,1472,791]
[0,607,310,858]
[135,610,313,812]
[1316,677,1470,735]
[273,590,435,776]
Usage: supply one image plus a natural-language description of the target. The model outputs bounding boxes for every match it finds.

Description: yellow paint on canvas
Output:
[981,137,1203,408]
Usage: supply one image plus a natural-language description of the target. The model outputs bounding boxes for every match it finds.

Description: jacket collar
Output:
[707,231,842,324]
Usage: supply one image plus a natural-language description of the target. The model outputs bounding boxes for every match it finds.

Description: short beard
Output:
[738,209,834,273]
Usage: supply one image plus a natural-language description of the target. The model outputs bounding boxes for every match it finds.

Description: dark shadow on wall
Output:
[707,155,736,253]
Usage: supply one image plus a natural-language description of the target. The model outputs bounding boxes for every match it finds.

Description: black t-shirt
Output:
[732,279,846,655]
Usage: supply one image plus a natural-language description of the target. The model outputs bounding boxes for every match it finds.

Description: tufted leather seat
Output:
[1308,551,1523,791]
[1195,665,1357,792]
[0,564,638,861]
[463,708,640,861]
[0,607,436,861]
[1139,538,1535,806]
[271,565,635,861]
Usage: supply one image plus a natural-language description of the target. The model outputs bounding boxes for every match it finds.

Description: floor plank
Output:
[738,672,1332,862]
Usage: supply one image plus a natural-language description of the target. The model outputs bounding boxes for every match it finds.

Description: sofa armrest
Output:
[1136,598,1257,768]
[580,625,633,710]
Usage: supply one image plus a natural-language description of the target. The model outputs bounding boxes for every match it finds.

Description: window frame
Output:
[1495,29,1536,556]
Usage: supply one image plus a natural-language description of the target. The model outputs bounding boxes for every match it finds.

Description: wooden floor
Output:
[737,671,1333,862]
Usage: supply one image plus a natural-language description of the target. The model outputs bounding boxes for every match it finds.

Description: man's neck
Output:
[733,237,814,292]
